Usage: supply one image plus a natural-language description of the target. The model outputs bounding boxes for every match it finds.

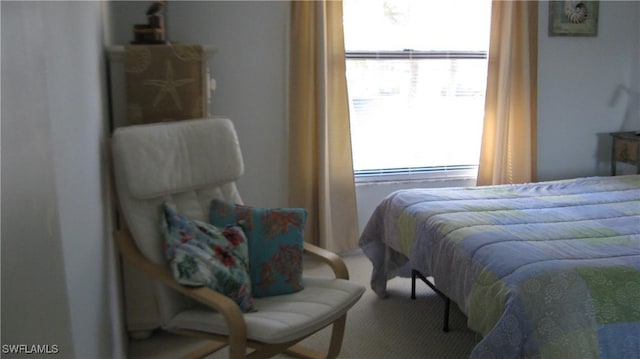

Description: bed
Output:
[359,175,640,358]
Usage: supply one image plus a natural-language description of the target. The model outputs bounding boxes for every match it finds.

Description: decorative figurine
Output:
[146,0,165,16]
[132,0,167,44]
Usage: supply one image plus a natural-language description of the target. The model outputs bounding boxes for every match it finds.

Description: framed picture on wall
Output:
[549,1,599,37]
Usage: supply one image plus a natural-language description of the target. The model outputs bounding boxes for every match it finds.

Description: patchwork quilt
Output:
[359,175,640,358]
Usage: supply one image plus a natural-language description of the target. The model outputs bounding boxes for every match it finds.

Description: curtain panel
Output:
[288,1,359,253]
[477,0,538,186]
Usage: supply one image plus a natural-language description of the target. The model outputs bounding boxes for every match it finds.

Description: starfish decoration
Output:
[144,61,195,110]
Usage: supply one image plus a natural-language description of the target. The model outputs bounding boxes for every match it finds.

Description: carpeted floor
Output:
[128,252,481,358]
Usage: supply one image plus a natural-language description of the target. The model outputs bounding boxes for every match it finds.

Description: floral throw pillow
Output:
[161,203,255,312]
[209,199,307,297]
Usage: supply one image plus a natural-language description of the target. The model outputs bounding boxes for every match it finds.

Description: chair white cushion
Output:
[166,277,365,344]
[112,117,244,199]
[112,117,246,326]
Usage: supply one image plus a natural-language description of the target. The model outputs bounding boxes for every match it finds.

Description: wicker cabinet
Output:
[106,44,217,129]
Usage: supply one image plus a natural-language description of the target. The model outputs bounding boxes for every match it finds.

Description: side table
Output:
[610,131,640,175]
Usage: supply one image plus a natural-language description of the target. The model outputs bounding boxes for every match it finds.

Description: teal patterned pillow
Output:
[161,203,255,312]
[209,199,307,297]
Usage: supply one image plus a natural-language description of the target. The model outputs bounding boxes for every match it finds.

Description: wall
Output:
[1,3,74,355]
[1,1,125,357]
[537,0,640,180]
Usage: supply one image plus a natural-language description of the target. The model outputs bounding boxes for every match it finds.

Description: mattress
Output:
[359,175,640,358]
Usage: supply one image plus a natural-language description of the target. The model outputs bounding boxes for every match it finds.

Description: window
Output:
[343,0,491,179]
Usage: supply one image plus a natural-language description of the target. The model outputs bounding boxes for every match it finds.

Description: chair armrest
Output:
[113,229,247,341]
[303,242,349,280]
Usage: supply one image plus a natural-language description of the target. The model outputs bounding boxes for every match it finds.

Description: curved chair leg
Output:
[285,345,324,359]
[326,315,347,359]
[228,339,248,359]
[182,341,227,359]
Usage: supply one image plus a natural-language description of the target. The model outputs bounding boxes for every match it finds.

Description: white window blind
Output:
[343,0,491,177]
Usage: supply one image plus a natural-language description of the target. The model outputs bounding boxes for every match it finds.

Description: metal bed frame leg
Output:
[411,269,450,332]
